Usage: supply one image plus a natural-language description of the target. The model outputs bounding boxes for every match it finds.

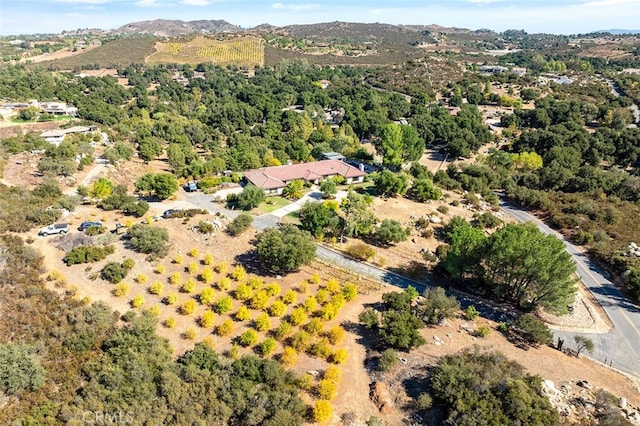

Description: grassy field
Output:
[30,37,157,70]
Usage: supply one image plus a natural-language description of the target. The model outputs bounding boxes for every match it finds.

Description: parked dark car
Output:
[78,221,102,231]
[162,209,181,219]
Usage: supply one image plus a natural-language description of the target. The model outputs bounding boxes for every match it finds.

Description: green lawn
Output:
[255,197,291,214]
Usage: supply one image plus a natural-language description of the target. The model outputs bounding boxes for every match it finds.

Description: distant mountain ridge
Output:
[110,19,243,37]
[595,29,640,35]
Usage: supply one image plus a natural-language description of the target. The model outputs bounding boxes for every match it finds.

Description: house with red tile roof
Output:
[243,159,366,194]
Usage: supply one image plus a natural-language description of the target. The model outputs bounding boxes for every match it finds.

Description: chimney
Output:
[359,163,365,172]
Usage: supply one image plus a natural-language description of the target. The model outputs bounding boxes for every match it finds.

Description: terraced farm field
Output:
[150,36,265,67]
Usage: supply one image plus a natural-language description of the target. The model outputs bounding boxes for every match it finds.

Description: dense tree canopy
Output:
[255,224,316,273]
[428,349,559,426]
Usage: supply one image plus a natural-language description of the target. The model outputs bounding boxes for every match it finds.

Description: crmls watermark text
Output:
[82,411,134,424]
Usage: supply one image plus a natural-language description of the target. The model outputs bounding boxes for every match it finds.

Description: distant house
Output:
[512,67,527,75]
[479,65,508,74]
[243,159,366,195]
[40,125,98,146]
[322,152,346,162]
[553,76,574,85]
[39,101,77,116]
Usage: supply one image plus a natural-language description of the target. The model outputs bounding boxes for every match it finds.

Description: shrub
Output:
[169,272,182,285]
[173,254,184,264]
[227,213,254,236]
[217,277,231,291]
[248,277,264,289]
[201,337,216,350]
[298,280,309,294]
[199,310,215,328]
[216,319,234,336]
[203,253,214,265]
[101,262,129,284]
[214,295,233,314]
[183,328,196,340]
[268,300,287,317]
[165,293,178,305]
[281,290,297,305]
[341,283,357,301]
[113,282,130,297]
[324,365,342,383]
[313,401,333,422]
[230,265,246,281]
[326,325,345,345]
[308,339,332,359]
[476,324,492,338]
[346,243,376,261]
[136,274,147,284]
[234,283,252,301]
[181,279,195,294]
[273,321,293,341]
[378,349,399,372]
[154,264,165,274]
[239,328,259,346]
[303,296,318,313]
[249,290,270,310]
[464,305,480,321]
[279,346,298,367]
[131,294,145,308]
[147,303,161,315]
[416,393,433,411]
[310,274,321,285]
[304,318,324,336]
[200,268,214,284]
[289,330,311,352]
[187,261,199,276]
[316,288,330,305]
[64,245,115,265]
[330,348,348,364]
[188,248,199,258]
[316,379,337,400]
[122,258,135,270]
[149,281,164,296]
[180,299,197,315]
[289,307,307,326]
[235,306,252,321]
[199,287,215,305]
[128,224,169,256]
[512,314,552,346]
[324,279,340,295]
[163,317,176,328]
[265,282,281,297]
[214,261,229,274]
[437,205,449,214]
[258,338,277,357]
[254,312,272,332]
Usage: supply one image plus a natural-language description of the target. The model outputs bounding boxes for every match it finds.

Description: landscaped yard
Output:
[255,196,291,214]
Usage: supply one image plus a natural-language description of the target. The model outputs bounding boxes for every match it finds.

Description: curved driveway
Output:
[500,200,640,378]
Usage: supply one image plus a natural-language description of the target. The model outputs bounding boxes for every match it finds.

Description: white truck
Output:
[38,223,69,236]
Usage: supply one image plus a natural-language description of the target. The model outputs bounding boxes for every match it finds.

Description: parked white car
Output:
[38,223,69,236]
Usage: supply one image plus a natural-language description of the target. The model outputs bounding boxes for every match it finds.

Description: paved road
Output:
[606,78,639,128]
[501,200,640,377]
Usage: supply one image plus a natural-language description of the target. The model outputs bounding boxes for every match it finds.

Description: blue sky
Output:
[1,0,639,36]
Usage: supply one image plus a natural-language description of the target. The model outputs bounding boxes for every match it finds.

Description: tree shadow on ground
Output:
[233,250,277,277]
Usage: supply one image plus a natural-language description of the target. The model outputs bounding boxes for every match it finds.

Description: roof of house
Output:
[40,126,94,139]
[244,159,366,190]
